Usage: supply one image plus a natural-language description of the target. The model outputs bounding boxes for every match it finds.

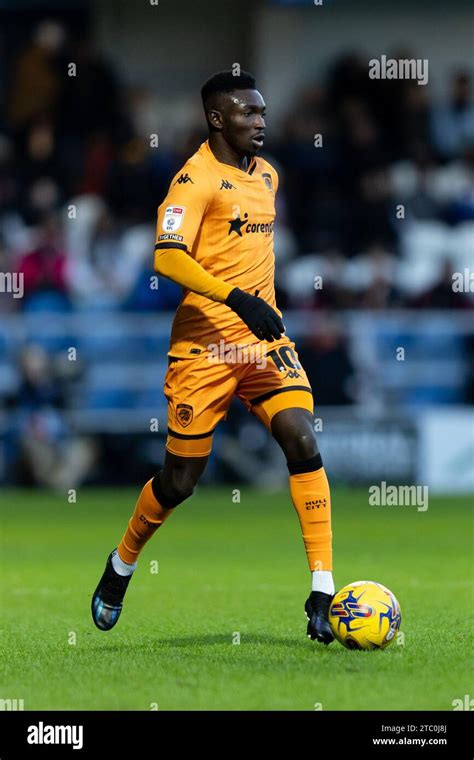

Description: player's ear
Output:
[208,109,223,131]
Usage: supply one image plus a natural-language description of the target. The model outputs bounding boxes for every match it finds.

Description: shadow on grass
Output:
[91,632,334,652]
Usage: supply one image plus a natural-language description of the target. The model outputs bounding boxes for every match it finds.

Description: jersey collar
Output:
[202,140,257,177]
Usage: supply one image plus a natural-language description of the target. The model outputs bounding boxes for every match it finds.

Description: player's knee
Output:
[169,478,195,503]
[284,430,319,462]
[165,470,197,503]
[152,469,197,507]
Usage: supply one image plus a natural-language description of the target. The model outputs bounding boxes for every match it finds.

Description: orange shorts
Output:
[164,337,314,457]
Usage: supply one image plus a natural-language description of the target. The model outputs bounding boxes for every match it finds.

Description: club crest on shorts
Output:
[176,403,193,427]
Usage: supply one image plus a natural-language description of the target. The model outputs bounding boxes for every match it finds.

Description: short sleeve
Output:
[155,166,213,254]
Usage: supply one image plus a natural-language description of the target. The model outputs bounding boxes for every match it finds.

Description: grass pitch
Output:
[0,486,472,711]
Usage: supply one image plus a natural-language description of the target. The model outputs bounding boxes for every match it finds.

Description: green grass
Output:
[0,486,472,711]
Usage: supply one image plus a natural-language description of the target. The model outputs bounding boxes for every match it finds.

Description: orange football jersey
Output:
[155,139,281,357]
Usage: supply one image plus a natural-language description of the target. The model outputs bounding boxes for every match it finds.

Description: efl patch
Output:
[162,205,186,232]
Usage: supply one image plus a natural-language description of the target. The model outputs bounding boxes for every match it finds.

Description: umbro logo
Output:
[174,173,194,185]
[220,179,236,190]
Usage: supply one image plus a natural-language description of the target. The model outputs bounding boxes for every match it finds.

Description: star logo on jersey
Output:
[220,179,236,190]
[173,173,194,185]
[228,213,249,237]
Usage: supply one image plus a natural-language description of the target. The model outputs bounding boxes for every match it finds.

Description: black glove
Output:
[225,287,285,342]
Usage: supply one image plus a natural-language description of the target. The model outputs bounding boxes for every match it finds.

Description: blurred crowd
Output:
[0,21,473,317]
[3,342,97,488]
[1,19,473,487]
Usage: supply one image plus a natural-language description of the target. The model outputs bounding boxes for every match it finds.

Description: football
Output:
[329,581,402,650]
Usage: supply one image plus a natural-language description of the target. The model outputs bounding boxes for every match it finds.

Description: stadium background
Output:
[0,0,472,492]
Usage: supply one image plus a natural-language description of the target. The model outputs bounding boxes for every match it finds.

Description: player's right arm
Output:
[154,166,233,302]
[154,165,284,341]
[154,247,233,303]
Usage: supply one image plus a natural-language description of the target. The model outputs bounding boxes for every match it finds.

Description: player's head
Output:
[201,70,266,156]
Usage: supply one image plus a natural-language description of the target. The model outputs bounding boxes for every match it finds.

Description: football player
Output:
[92,70,334,644]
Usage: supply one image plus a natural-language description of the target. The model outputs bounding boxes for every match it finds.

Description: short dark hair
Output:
[201,70,256,107]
